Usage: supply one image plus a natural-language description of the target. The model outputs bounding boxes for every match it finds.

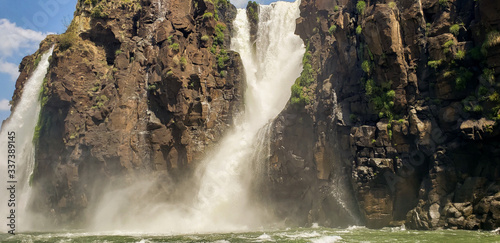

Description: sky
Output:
[0,0,292,122]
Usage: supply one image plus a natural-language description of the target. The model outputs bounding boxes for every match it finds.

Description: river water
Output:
[1,226,499,242]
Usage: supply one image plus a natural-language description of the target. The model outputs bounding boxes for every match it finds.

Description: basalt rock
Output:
[266,0,500,230]
[17,0,243,227]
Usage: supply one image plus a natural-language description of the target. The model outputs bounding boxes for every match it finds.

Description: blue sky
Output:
[0,0,292,122]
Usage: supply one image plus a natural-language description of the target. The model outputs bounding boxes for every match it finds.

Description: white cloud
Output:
[0,18,50,82]
[0,60,19,81]
[0,99,10,111]
[0,18,48,57]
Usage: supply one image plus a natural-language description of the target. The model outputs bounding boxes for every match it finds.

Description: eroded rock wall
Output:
[267,0,500,230]
[19,0,243,227]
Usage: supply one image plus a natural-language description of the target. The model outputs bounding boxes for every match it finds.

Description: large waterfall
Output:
[0,47,54,233]
[89,0,305,233]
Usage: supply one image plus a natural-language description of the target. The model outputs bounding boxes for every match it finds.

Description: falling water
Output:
[0,47,54,233]
[89,0,305,233]
[192,0,305,229]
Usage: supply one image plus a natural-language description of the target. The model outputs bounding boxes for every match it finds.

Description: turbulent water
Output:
[1,226,499,242]
[0,47,54,234]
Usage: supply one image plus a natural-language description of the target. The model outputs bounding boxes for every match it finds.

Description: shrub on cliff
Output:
[247,1,259,23]
[356,1,366,14]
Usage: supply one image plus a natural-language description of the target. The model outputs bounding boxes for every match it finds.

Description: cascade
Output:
[0,47,54,233]
[89,0,305,233]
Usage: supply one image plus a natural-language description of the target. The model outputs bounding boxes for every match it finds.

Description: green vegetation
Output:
[484,31,500,48]
[455,50,465,60]
[180,56,187,69]
[482,68,495,84]
[361,60,371,74]
[450,24,460,36]
[91,5,108,18]
[33,55,41,68]
[214,23,226,46]
[439,0,448,7]
[291,45,315,107]
[365,79,396,120]
[388,1,396,9]
[334,6,339,12]
[442,39,454,53]
[148,84,157,90]
[329,25,337,35]
[217,49,229,69]
[428,60,443,69]
[356,1,366,14]
[455,67,473,90]
[169,43,180,51]
[115,50,123,55]
[201,35,210,42]
[247,1,259,23]
[356,26,362,35]
[203,12,214,19]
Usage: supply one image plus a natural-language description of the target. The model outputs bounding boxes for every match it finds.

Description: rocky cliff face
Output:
[267,0,500,230]
[11,0,500,231]
[16,0,244,227]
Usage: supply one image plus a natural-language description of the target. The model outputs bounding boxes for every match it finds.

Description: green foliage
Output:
[247,1,259,23]
[455,67,473,90]
[148,84,157,90]
[291,45,315,108]
[33,55,41,68]
[489,92,500,102]
[115,49,123,55]
[91,5,108,18]
[388,1,396,9]
[470,46,484,60]
[455,50,466,60]
[58,31,77,51]
[169,43,180,51]
[214,23,226,46]
[473,104,483,113]
[478,85,488,96]
[356,1,366,14]
[450,24,460,36]
[329,25,337,35]
[428,60,443,69]
[167,35,173,45]
[484,31,500,48]
[356,26,362,35]
[180,56,187,69]
[365,79,395,120]
[201,35,210,42]
[334,6,339,11]
[442,39,454,53]
[361,60,371,74]
[439,0,448,7]
[482,68,495,84]
[203,12,214,19]
[217,49,229,69]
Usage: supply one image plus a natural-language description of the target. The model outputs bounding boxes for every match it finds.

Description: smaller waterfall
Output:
[0,46,54,233]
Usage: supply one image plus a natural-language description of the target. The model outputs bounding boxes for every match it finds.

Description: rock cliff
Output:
[11,0,500,231]
[267,0,500,230]
[15,0,244,227]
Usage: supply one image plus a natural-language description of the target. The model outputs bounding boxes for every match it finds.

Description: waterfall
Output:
[89,0,305,233]
[0,46,54,233]
[192,0,305,230]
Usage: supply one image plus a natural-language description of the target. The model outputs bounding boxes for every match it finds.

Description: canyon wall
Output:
[267,0,500,230]
[14,0,244,227]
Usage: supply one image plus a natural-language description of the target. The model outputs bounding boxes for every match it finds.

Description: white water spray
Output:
[0,46,54,233]
[90,0,304,233]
